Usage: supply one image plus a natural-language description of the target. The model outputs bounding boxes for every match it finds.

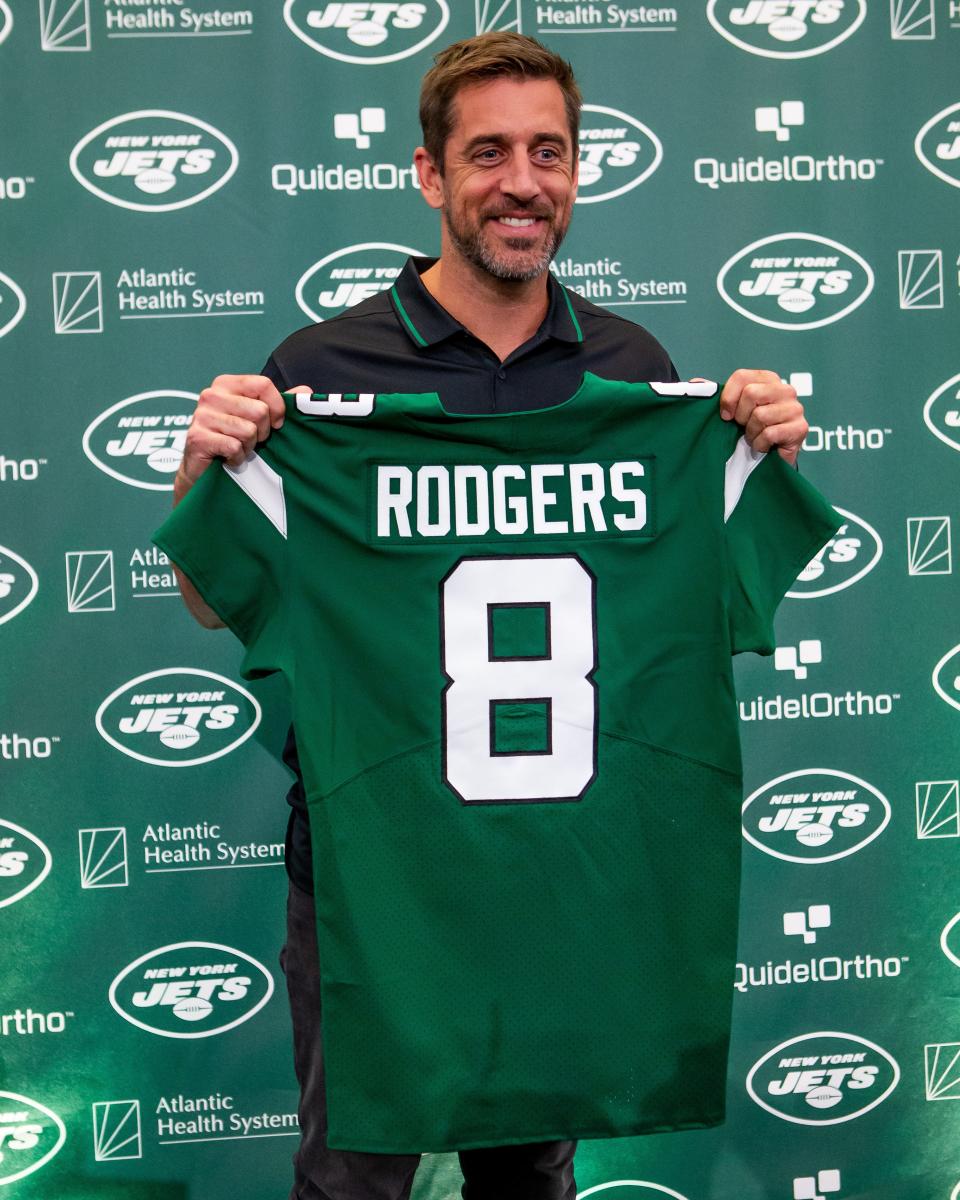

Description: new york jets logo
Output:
[0,1093,66,1186]
[578,1184,691,1199]
[747,1032,899,1124]
[0,821,51,909]
[742,769,890,863]
[915,103,960,190]
[0,2,11,46]
[108,942,274,1038]
[284,0,448,64]
[932,644,960,713]
[295,242,425,323]
[0,544,38,627]
[83,391,197,490]
[706,0,865,58]
[0,270,26,339]
[95,668,261,767]
[70,111,238,212]
[923,373,960,454]
[717,233,873,330]
[941,913,960,969]
[787,507,882,598]
[576,105,662,204]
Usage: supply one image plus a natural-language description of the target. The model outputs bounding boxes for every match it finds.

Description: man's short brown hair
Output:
[419,32,582,172]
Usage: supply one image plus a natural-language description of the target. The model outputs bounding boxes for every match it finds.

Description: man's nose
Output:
[498,152,540,202]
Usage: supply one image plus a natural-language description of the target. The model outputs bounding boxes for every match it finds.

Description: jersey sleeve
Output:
[723,436,841,655]
[153,441,291,680]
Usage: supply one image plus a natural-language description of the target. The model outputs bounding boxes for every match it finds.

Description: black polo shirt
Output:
[262,256,679,893]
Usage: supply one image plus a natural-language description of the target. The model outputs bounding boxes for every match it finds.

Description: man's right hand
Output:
[174,374,288,504]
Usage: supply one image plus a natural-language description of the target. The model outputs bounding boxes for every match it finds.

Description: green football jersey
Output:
[154,374,839,1153]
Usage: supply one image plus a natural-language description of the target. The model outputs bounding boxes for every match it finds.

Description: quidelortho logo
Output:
[70,111,238,212]
[576,104,662,203]
[0,544,38,626]
[787,508,882,598]
[108,942,273,1038]
[83,391,196,490]
[742,769,890,863]
[0,821,51,908]
[296,242,425,322]
[915,102,960,189]
[0,270,26,339]
[0,1093,66,1186]
[95,669,261,767]
[933,644,960,712]
[747,1032,899,1124]
[707,0,866,57]
[717,233,873,330]
[924,372,960,453]
[284,0,448,63]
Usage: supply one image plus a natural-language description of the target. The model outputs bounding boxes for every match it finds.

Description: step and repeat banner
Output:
[2,2,958,1198]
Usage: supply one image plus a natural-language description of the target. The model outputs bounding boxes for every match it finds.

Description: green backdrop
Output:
[2,2,958,1197]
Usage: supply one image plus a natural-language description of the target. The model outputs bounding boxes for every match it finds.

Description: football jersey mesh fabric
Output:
[155,374,840,1153]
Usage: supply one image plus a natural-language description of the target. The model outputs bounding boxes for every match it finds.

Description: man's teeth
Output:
[500,217,536,226]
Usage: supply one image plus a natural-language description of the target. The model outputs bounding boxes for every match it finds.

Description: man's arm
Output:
[173,373,289,629]
[719,369,808,465]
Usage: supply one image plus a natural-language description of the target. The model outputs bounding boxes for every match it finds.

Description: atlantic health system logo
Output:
[717,233,873,330]
[108,942,274,1038]
[95,668,261,767]
[70,111,238,212]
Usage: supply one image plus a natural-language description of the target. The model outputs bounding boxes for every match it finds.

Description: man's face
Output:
[435,77,578,282]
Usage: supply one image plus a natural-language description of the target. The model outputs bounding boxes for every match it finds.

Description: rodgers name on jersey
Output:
[374,459,652,542]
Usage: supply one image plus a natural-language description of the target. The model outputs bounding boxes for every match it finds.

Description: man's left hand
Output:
[719,369,808,466]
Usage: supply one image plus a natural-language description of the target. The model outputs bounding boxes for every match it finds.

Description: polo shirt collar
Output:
[389,256,584,349]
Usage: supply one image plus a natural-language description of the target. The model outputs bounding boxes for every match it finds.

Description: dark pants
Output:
[280,881,578,1200]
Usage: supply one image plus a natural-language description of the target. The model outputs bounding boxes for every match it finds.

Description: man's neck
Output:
[419,255,550,363]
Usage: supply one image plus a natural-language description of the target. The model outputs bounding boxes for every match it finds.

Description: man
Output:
[167,32,813,1200]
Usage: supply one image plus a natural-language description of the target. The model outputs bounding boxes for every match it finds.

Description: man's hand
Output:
[719,369,808,466]
[174,374,288,504]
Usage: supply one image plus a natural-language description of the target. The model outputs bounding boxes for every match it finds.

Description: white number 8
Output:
[441,555,597,804]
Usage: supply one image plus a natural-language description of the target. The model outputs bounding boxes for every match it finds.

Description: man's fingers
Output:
[209,373,286,428]
[720,369,782,420]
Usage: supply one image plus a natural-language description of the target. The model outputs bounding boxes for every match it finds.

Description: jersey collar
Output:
[389,256,584,350]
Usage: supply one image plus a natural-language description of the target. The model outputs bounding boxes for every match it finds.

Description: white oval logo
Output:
[108,941,274,1038]
[746,1031,899,1124]
[0,821,51,909]
[284,0,448,64]
[296,241,425,323]
[0,1092,66,1186]
[578,1183,690,1199]
[0,544,39,626]
[0,270,26,339]
[576,104,662,204]
[923,372,960,454]
[717,232,873,330]
[70,110,238,212]
[933,644,960,713]
[0,1,11,46]
[788,507,882,598]
[941,912,960,969]
[706,0,865,58]
[742,768,890,863]
[915,102,960,190]
[95,668,261,767]
[83,390,197,491]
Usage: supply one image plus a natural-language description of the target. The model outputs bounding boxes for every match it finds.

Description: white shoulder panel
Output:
[649,380,718,397]
[224,453,287,539]
[724,435,766,523]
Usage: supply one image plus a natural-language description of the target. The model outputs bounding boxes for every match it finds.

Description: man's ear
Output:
[414,146,444,211]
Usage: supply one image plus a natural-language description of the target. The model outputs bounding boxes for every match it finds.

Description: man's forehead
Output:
[449,77,571,143]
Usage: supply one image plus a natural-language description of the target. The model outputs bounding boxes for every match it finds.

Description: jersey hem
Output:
[326,1111,726,1154]
[599,726,741,780]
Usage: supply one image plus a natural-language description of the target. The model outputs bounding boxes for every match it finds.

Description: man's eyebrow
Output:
[460,131,571,154]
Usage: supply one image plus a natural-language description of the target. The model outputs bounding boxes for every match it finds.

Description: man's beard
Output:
[444,203,569,283]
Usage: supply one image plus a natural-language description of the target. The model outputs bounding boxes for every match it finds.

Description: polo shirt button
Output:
[497,369,506,381]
